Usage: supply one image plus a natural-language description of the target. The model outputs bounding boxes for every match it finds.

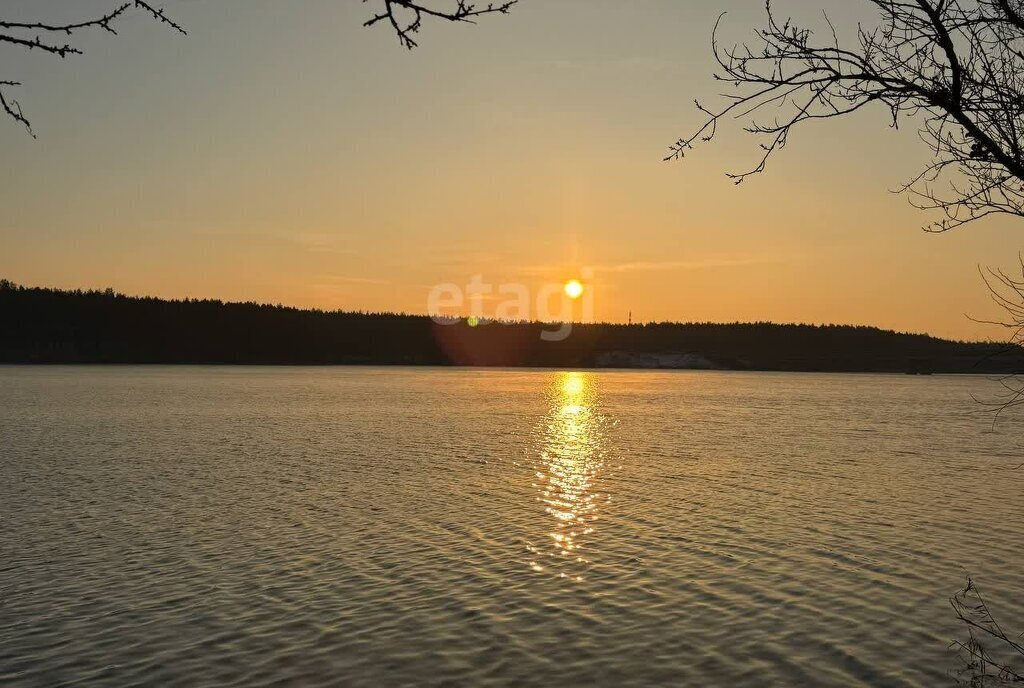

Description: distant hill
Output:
[2,280,1022,373]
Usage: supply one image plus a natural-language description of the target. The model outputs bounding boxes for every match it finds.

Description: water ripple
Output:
[1,367,1023,687]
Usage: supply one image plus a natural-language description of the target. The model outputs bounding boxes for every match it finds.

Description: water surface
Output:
[2,366,1023,686]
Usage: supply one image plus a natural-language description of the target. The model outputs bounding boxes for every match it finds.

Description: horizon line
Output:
[0,278,1005,346]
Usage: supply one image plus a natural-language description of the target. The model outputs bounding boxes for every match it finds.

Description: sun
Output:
[564,279,584,299]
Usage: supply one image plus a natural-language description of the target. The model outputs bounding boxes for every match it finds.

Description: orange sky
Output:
[1,0,1022,340]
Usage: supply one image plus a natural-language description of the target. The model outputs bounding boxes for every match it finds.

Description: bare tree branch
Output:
[951,577,1024,684]
[0,80,32,137]
[968,254,1024,416]
[0,1,185,137]
[671,0,1024,233]
[363,0,517,49]
[2,1,516,136]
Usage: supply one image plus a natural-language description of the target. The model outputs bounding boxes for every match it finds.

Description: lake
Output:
[2,366,1022,687]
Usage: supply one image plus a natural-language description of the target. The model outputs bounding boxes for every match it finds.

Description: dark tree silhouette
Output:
[669,0,1024,234]
[1,1,517,135]
[0,1,185,137]
[667,7,1024,679]
[951,578,1024,684]
[363,0,517,49]
[972,255,1024,414]
[4,279,1024,371]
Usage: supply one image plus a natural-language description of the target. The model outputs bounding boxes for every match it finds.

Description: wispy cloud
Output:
[589,257,766,273]
[516,255,787,276]
[284,232,358,256]
[317,274,391,286]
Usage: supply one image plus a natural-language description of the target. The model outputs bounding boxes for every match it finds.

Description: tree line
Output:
[2,280,1022,373]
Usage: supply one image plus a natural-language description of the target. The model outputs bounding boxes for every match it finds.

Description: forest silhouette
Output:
[2,280,1022,373]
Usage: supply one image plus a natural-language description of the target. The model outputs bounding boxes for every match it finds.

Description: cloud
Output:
[590,257,778,273]
[517,255,787,276]
[317,274,390,286]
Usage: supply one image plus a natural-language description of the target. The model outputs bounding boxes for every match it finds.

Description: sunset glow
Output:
[5,2,1024,685]
[564,280,584,300]
[0,2,1019,339]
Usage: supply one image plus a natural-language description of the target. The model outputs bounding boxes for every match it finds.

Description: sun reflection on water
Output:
[527,372,608,581]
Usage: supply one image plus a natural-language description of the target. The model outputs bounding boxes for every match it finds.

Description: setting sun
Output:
[9,2,1024,685]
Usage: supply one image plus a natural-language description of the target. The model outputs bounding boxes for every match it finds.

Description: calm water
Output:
[2,366,1023,687]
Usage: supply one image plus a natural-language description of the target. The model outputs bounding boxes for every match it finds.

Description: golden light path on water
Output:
[528,372,609,581]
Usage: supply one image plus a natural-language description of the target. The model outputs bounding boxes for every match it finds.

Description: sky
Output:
[1,0,1022,340]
